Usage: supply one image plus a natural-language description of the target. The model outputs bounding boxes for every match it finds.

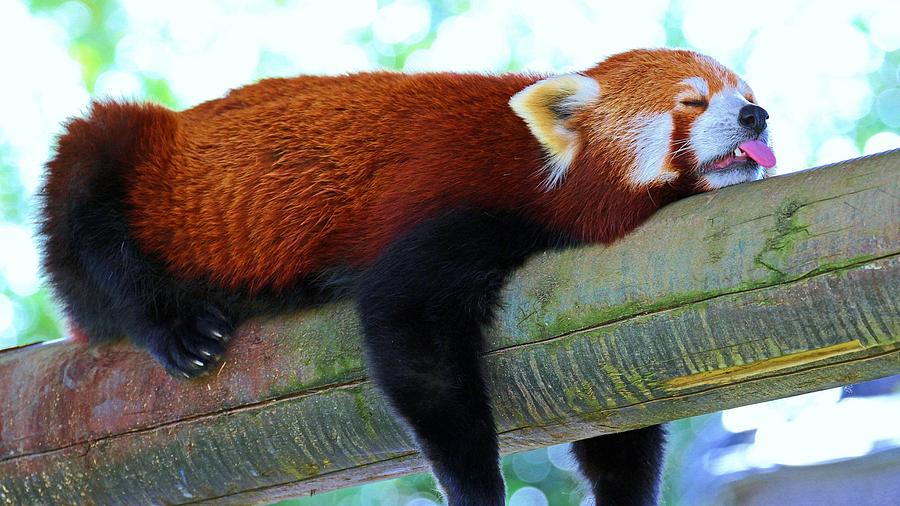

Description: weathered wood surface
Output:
[1,150,898,505]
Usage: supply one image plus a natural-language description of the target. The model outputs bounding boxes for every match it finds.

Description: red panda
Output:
[40,48,774,506]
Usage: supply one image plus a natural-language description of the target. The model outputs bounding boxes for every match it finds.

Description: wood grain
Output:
[1,150,897,505]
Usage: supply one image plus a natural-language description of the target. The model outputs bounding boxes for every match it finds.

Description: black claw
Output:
[147,304,233,379]
[194,307,234,344]
[204,303,228,322]
[209,329,228,343]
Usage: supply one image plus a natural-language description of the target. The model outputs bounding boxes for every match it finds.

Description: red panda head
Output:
[510,48,775,193]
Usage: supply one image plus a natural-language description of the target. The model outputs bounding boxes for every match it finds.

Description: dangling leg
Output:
[572,425,667,506]
[357,209,560,506]
[361,310,504,505]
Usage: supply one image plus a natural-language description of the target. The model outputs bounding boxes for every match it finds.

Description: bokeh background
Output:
[1,0,899,505]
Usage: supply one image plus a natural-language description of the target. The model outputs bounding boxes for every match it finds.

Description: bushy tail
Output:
[39,101,180,343]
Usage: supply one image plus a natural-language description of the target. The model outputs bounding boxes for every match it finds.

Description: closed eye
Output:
[681,99,707,108]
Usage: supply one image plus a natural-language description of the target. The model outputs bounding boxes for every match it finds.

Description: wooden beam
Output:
[1,150,898,505]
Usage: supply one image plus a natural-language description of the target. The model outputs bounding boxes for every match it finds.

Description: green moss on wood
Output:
[753,198,810,279]
[0,151,897,505]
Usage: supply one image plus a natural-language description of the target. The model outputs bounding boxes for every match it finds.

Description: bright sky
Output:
[0,1,898,497]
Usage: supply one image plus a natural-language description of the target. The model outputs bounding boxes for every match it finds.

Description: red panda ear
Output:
[509,74,600,188]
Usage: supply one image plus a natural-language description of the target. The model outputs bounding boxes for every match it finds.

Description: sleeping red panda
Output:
[40,48,774,506]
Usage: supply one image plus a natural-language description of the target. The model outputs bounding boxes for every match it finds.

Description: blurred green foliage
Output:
[0,141,60,347]
[28,0,179,106]
[4,1,898,505]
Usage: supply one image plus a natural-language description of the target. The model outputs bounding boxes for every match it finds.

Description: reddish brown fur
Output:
[124,73,552,291]
[48,49,739,294]
[576,50,747,182]
[40,50,758,504]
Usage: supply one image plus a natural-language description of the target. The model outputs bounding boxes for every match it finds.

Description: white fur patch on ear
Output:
[629,113,676,185]
[509,74,600,189]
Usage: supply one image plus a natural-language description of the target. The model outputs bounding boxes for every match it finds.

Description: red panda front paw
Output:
[152,306,233,379]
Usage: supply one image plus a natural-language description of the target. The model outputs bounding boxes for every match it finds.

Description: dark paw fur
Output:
[149,305,234,379]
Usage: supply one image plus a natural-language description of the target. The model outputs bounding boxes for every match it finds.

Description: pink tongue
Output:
[739,139,776,168]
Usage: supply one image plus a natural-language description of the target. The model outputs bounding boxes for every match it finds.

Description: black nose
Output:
[739,104,768,135]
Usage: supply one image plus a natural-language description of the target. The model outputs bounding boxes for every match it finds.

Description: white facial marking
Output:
[681,77,709,97]
[629,113,674,184]
[689,85,771,190]
[690,88,753,166]
[702,166,766,189]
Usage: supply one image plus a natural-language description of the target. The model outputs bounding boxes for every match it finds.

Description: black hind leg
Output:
[572,425,667,506]
[361,313,504,505]
[58,198,236,378]
[80,237,237,378]
[40,103,237,379]
[357,209,563,506]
